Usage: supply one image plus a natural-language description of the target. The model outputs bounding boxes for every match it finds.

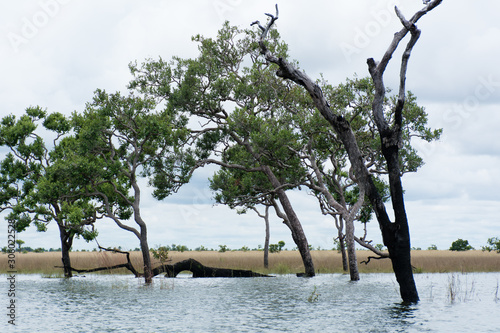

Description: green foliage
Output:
[0,108,99,246]
[71,88,195,201]
[269,241,285,253]
[151,246,169,264]
[428,244,438,250]
[449,239,474,251]
[482,237,500,253]
[15,239,25,250]
[269,244,279,253]
[218,245,229,253]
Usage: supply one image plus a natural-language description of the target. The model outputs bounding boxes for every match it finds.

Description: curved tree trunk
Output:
[263,166,315,277]
[157,258,270,278]
[139,227,153,284]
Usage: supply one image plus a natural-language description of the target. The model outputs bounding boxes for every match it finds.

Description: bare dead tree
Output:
[252,1,443,303]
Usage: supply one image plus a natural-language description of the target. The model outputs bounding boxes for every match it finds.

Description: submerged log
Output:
[58,253,270,278]
[152,258,271,278]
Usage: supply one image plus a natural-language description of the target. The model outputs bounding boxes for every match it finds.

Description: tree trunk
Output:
[263,205,270,269]
[344,217,359,281]
[380,145,418,301]
[139,227,153,284]
[338,233,348,273]
[262,166,315,277]
[58,225,73,278]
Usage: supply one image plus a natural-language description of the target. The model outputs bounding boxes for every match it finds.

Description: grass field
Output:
[1,250,499,276]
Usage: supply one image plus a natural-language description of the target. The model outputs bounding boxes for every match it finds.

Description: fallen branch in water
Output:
[57,248,270,278]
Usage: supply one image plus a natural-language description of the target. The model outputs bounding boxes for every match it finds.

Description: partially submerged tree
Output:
[252,1,443,302]
[129,23,316,276]
[291,77,439,281]
[67,89,195,283]
[0,107,98,277]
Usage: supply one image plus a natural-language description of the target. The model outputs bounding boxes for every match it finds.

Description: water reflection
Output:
[387,302,419,331]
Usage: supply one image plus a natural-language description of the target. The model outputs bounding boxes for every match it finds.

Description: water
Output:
[3,273,500,332]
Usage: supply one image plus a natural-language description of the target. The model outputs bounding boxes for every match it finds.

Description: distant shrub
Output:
[218,245,229,253]
[270,241,285,253]
[481,237,500,253]
[151,246,169,264]
[427,244,438,250]
[449,239,474,251]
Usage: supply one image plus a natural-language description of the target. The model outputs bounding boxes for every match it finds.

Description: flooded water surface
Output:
[3,273,500,332]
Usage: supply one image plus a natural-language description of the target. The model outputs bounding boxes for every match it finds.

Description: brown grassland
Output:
[1,250,499,276]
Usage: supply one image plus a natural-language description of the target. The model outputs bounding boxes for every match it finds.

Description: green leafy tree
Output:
[449,239,474,251]
[151,246,169,265]
[482,237,500,253]
[218,245,229,253]
[67,89,195,283]
[0,107,99,277]
[129,23,316,276]
[15,239,24,252]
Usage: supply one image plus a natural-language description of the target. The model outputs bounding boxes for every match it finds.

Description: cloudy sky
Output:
[1,0,499,252]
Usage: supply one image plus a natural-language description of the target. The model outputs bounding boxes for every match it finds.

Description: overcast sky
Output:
[1,0,499,252]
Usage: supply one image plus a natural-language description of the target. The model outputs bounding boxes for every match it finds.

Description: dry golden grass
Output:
[1,250,499,275]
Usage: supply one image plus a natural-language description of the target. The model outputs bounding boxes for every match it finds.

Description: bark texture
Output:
[263,166,315,277]
[58,225,74,278]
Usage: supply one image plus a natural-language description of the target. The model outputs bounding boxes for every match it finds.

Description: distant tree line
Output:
[4,238,499,254]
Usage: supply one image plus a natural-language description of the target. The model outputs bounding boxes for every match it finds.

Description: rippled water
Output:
[3,273,500,332]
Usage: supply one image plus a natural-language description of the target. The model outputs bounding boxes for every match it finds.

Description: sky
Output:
[1,0,499,252]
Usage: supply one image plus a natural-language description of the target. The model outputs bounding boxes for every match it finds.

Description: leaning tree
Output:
[252,1,443,302]
[67,89,196,283]
[289,76,440,281]
[128,23,317,276]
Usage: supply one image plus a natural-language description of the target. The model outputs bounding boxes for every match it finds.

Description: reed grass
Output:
[1,250,499,276]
